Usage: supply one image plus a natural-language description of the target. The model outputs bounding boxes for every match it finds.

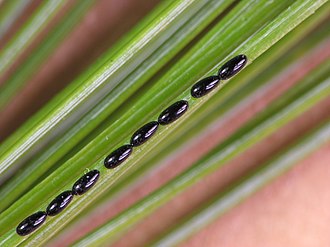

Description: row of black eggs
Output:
[16,170,100,236]
[16,54,247,236]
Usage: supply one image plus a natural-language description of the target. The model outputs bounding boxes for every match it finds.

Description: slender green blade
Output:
[0,0,95,109]
[0,0,238,211]
[51,15,330,242]
[0,0,231,183]
[0,0,66,75]
[0,0,33,39]
[0,0,327,246]
[72,62,330,247]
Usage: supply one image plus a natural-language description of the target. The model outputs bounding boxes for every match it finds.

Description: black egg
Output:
[218,54,247,80]
[104,144,133,169]
[130,121,159,146]
[158,100,189,125]
[16,211,47,236]
[72,170,100,195]
[191,76,220,98]
[46,190,73,216]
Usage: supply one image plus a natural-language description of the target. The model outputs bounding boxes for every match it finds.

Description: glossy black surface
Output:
[158,100,189,125]
[218,54,247,80]
[16,211,47,236]
[104,144,133,169]
[72,170,100,195]
[46,190,73,216]
[191,76,220,98]
[130,121,159,146]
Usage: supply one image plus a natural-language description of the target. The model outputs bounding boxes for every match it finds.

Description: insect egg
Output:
[46,190,73,216]
[158,100,189,125]
[191,76,220,98]
[16,211,47,236]
[104,144,133,169]
[130,121,159,147]
[218,54,247,80]
[72,170,100,195]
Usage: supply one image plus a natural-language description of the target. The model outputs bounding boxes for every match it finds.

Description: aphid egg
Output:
[191,76,220,98]
[16,211,47,236]
[130,121,159,147]
[46,190,73,216]
[104,144,133,169]
[72,170,100,195]
[158,100,189,125]
[218,54,247,80]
